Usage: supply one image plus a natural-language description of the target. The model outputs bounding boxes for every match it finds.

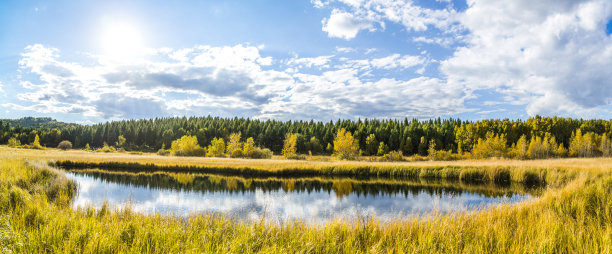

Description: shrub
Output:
[249,148,273,159]
[57,140,73,150]
[230,148,243,158]
[170,135,206,157]
[157,148,170,156]
[432,149,458,161]
[380,151,404,161]
[96,143,116,153]
[31,134,44,150]
[8,137,21,148]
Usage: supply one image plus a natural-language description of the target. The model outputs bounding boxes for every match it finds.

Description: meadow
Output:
[0,146,611,253]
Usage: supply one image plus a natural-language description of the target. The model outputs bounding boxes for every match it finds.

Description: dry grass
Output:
[3,146,611,172]
[1,146,611,252]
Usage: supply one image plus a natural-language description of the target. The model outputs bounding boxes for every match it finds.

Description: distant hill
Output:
[0,117,76,129]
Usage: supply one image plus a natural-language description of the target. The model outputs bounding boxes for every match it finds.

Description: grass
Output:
[0,146,611,253]
[0,147,582,185]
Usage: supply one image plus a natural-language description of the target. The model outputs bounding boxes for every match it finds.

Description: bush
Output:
[96,143,116,153]
[170,136,206,157]
[157,148,170,156]
[248,148,273,159]
[8,137,21,148]
[380,151,404,161]
[31,134,44,150]
[432,150,459,161]
[230,148,243,158]
[57,140,73,150]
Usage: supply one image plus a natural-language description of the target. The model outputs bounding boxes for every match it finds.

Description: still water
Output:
[65,171,533,223]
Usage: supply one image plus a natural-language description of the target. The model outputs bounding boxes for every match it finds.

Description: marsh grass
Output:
[0,148,611,253]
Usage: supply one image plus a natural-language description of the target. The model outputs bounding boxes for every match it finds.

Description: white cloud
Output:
[441,0,612,116]
[286,55,333,68]
[370,54,425,69]
[10,43,464,121]
[318,0,459,40]
[311,0,329,8]
[334,53,426,73]
[335,46,355,53]
[322,10,374,39]
[0,81,3,93]
[412,36,455,48]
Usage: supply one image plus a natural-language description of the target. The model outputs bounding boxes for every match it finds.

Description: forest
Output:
[1,116,611,159]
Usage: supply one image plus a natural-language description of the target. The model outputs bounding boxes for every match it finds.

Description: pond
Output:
[65,170,536,223]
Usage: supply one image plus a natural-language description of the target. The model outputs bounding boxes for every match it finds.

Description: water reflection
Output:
[65,171,534,223]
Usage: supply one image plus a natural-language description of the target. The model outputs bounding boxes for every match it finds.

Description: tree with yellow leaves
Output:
[333,128,359,160]
[282,133,298,159]
[226,133,243,158]
[243,137,256,157]
[170,135,205,156]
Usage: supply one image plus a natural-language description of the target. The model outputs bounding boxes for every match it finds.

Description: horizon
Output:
[1,0,612,124]
[3,114,612,127]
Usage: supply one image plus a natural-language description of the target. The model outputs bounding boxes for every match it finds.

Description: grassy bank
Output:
[0,159,610,252]
[54,159,559,185]
[1,147,612,252]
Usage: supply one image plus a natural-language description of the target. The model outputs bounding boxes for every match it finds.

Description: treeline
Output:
[1,116,612,158]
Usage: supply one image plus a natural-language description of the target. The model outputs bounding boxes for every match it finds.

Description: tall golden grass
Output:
[0,147,611,252]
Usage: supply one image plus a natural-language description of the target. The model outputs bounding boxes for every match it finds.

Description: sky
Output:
[0,0,611,124]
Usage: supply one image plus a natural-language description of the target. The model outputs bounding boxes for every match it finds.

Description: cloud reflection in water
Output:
[67,172,531,224]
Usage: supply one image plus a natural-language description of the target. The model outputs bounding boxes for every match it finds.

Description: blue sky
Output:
[1,0,611,123]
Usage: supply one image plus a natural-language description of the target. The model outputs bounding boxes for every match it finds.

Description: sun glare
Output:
[100,22,145,59]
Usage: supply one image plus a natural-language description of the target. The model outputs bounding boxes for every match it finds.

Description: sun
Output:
[100,22,145,58]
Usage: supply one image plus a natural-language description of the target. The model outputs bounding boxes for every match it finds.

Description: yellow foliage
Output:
[206,138,225,157]
[226,133,243,158]
[333,128,359,160]
[282,133,298,159]
[170,135,205,157]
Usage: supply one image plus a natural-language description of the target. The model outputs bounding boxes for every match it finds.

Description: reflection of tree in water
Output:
[69,170,537,199]
[332,181,353,199]
[282,180,295,192]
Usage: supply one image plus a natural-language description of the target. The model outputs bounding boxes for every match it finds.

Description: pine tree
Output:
[365,134,377,155]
